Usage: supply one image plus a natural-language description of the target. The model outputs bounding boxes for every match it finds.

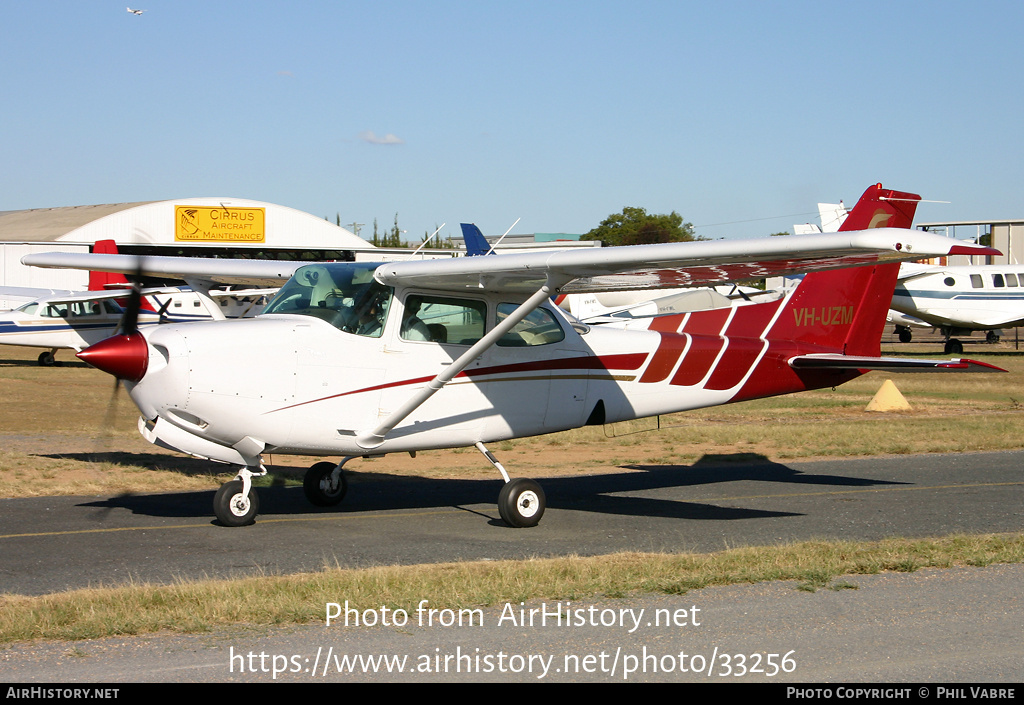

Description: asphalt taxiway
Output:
[2,450,1022,596]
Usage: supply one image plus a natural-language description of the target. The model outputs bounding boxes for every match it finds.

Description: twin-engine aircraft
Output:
[23,184,1003,528]
[890,263,1024,353]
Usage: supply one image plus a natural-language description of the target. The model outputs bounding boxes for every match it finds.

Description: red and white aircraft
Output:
[23,184,1002,527]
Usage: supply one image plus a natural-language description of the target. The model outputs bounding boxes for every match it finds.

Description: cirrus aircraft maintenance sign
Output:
[175,206,266,243]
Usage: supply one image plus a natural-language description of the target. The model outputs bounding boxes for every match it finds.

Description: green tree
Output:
[583,207,699,247]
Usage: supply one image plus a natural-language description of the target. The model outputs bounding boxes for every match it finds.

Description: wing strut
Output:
[355,277,568,449]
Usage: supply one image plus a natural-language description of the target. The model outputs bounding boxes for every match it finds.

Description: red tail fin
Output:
[89,240,126,291]
[770,184,921,356]
[838,182,920,231]
[89,239,157,312]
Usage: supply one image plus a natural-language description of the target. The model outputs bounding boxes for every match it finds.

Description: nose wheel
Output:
[213,479,260,527]
[213,465,265,527]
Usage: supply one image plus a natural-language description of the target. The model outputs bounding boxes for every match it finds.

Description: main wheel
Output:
[38,351,55,366]
[945,339,963,355]
[303,461,348,506]
[898,328,912,343]
[213,480,259,526]
[498,478,545,528]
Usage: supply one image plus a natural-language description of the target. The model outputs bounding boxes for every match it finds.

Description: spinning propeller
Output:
[77,261,150,383]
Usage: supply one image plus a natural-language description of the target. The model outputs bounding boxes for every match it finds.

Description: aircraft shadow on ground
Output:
[72,452,908,525]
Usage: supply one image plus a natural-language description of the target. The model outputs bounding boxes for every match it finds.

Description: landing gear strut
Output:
[476,442,546,528]
[213,465,265,527]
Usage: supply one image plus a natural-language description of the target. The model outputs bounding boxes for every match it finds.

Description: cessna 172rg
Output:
[24,184,1002,528]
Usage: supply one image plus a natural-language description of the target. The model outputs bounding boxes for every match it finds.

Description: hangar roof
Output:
[0,203,155,242]
[0,198,369,249]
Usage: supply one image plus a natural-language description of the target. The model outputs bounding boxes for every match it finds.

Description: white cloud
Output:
[359,131,405,145]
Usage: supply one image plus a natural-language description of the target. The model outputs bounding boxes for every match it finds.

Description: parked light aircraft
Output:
[0,286,175,365]
[890,263,1024,352]
[0,241,274,365]
[24,184,1002,528]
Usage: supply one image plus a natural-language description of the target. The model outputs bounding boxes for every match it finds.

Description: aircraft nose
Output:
[77,333,149,382]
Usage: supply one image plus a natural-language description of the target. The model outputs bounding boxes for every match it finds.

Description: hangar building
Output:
[0,197,373,307]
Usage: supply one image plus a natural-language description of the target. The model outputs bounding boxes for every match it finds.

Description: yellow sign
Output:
[175,206,266,243]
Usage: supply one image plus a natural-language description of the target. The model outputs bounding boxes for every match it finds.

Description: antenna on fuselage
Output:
[484,218,521,256]
[404,223,447,259]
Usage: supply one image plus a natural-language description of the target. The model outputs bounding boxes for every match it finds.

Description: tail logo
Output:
[792,306,854,327]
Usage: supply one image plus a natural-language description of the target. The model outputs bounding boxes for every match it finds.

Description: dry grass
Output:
[1,533,1021,642]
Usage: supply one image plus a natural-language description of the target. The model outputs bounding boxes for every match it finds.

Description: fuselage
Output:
[891,264,1024,331]
[118,262,859,467]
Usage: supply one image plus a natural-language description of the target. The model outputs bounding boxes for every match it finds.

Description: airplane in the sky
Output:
[127,7,145,15]
[24,184,1003,528]
[889,263,1024,353]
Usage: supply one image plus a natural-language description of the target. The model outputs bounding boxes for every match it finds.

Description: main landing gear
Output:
[477,442,546,528]
[215,447,548,529]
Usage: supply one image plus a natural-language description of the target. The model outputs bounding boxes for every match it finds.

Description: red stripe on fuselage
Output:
[680,308,731,336]
[725,297,784,338]
[638,332,690,384]
[670,336,724,386]
[705,338,764,391]
[266,352,649,413]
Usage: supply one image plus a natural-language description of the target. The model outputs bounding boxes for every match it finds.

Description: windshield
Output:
[262,262,393,337]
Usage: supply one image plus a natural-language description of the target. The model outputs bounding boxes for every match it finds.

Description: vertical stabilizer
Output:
[770,184,921,356]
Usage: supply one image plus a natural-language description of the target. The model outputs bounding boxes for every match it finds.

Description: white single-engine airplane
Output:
[127,7,145,15]
[24,184,1003,528]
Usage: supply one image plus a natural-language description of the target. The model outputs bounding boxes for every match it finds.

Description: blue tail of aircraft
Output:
[460,223,493,256]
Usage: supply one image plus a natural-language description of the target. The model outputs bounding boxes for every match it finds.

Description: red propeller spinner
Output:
[77,333,149,383]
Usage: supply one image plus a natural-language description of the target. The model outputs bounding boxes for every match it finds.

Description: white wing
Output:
[373,228,997,294]
[23,229,995,296]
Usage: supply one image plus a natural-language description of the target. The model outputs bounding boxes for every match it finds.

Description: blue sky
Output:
[2,1,1022,242]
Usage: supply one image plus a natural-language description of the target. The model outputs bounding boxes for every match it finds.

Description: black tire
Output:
[898,328,912,344]
[498,478,545,528]
[38,351,55,366]
[213,480,259,526]
[303,461,347,506]
[945,339,964,355]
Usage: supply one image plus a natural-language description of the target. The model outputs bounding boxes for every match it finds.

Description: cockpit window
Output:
[262,262,394,337]
[496,304,565,346]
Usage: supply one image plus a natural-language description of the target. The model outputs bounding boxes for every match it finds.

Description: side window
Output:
[42,303,69,318]
[496,305,565,347]
[1007,274,1019,287]
[400,294,486,345]
[993,274,1005,288]
[970,274,983,289]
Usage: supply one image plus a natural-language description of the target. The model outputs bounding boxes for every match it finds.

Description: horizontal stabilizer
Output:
[790,354,1005,373]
